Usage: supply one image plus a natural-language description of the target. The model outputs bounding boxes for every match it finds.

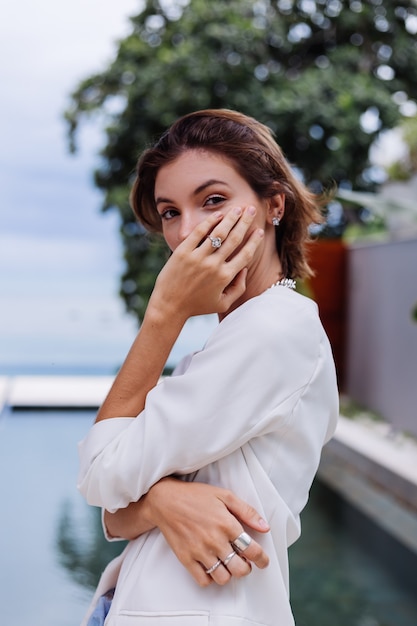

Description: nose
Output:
[178,212,200,243]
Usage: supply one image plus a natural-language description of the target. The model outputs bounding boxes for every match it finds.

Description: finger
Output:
[218,230,264,310]
[217,268,247,311]
[221,490,270,534]
[220,549,252,579]
[206,206,255,257]
[225,227,264,276]
[206,562,232,586]
[200,206,244,254]
[189,561,214,587]
[179,211,224,251]
[233,536,269,570]
[200,557,232,586]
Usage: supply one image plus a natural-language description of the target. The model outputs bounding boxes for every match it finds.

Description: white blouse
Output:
[78,286,339,626]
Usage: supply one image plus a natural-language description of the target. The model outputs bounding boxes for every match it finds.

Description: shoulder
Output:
[249,286,319,326]
[212,287,322,352]
[201,287,328,387]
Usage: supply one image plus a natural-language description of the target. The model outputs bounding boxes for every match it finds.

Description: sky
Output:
[0,0,412,376]
[0,0,216,374]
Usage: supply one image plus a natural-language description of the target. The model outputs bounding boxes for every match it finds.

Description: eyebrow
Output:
[155,179,230,206]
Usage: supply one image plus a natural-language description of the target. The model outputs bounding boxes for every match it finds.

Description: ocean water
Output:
[0,314,219,380]
[0,363,120,377]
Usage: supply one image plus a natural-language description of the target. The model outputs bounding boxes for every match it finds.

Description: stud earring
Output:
[272,216,280,226]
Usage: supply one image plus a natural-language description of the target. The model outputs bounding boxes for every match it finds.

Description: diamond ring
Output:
[208,235,222,249]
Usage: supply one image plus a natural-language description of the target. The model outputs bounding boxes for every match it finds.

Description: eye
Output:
[205,194,226,207]
[160,208,179,221]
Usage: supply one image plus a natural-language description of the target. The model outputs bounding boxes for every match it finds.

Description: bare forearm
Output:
[103,478,177,540]
[96,306,185,422]
[104,495,154,540]
[104,476,183,540]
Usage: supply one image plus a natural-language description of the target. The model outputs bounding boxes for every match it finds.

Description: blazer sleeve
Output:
[78,293,334,512]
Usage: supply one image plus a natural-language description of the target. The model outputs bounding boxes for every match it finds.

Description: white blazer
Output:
[78,286,339,626]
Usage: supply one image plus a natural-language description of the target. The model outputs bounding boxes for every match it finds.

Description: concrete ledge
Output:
[2,375,114,410]
[0,377,10,409]
[319,415,417,555]
[333,415,417,490]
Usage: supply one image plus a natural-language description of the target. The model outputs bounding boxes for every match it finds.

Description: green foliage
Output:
[336,187,417,220]
[335,187,417,240]
[65,0,417,322]
[402,114,417,170]
[386,158,413,181]
[387,114,417,179]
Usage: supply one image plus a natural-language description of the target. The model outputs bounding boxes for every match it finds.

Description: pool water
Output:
[0,411,416,626]
[289,482,417,626]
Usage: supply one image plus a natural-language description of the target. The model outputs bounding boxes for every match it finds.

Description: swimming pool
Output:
[0,410,415,626]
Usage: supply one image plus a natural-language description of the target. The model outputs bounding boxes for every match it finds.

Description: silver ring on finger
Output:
[222,550,237,567]
[208,235,222,249]
[231,532,252,552]
[205,558,222,575]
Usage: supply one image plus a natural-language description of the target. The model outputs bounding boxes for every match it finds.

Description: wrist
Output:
[144,297,188,333]
[143,477,174,527]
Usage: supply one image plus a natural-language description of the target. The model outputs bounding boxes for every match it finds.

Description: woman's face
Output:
[154,149,271,252]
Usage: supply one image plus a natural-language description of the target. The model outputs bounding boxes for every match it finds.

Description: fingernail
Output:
[258,229,265,238]
[213,212,223,219]
[258,517,269,529]
[248,206,256,215]
[233,206,242,216]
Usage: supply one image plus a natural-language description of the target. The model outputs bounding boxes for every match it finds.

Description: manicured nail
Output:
[257,228,265,238]
[258,517,269,529]
[233,206,242,216]
[247,206,256,215]
[213,212,223,219]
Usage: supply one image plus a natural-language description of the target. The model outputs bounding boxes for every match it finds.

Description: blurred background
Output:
[0,0,138,375]
[1,1,417,625]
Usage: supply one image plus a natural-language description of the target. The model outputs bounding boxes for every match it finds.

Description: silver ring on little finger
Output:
[205,558,222,575]
[222,550,237,567]
[208,235,222,249]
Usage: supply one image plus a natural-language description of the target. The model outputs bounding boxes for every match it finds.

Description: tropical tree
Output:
[65,0,417,321]
[386,113,417,179]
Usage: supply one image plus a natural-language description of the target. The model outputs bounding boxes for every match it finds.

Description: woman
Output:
[78,109,339,626]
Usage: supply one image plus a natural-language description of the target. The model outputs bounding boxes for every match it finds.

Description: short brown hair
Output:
[130,109,324,279]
